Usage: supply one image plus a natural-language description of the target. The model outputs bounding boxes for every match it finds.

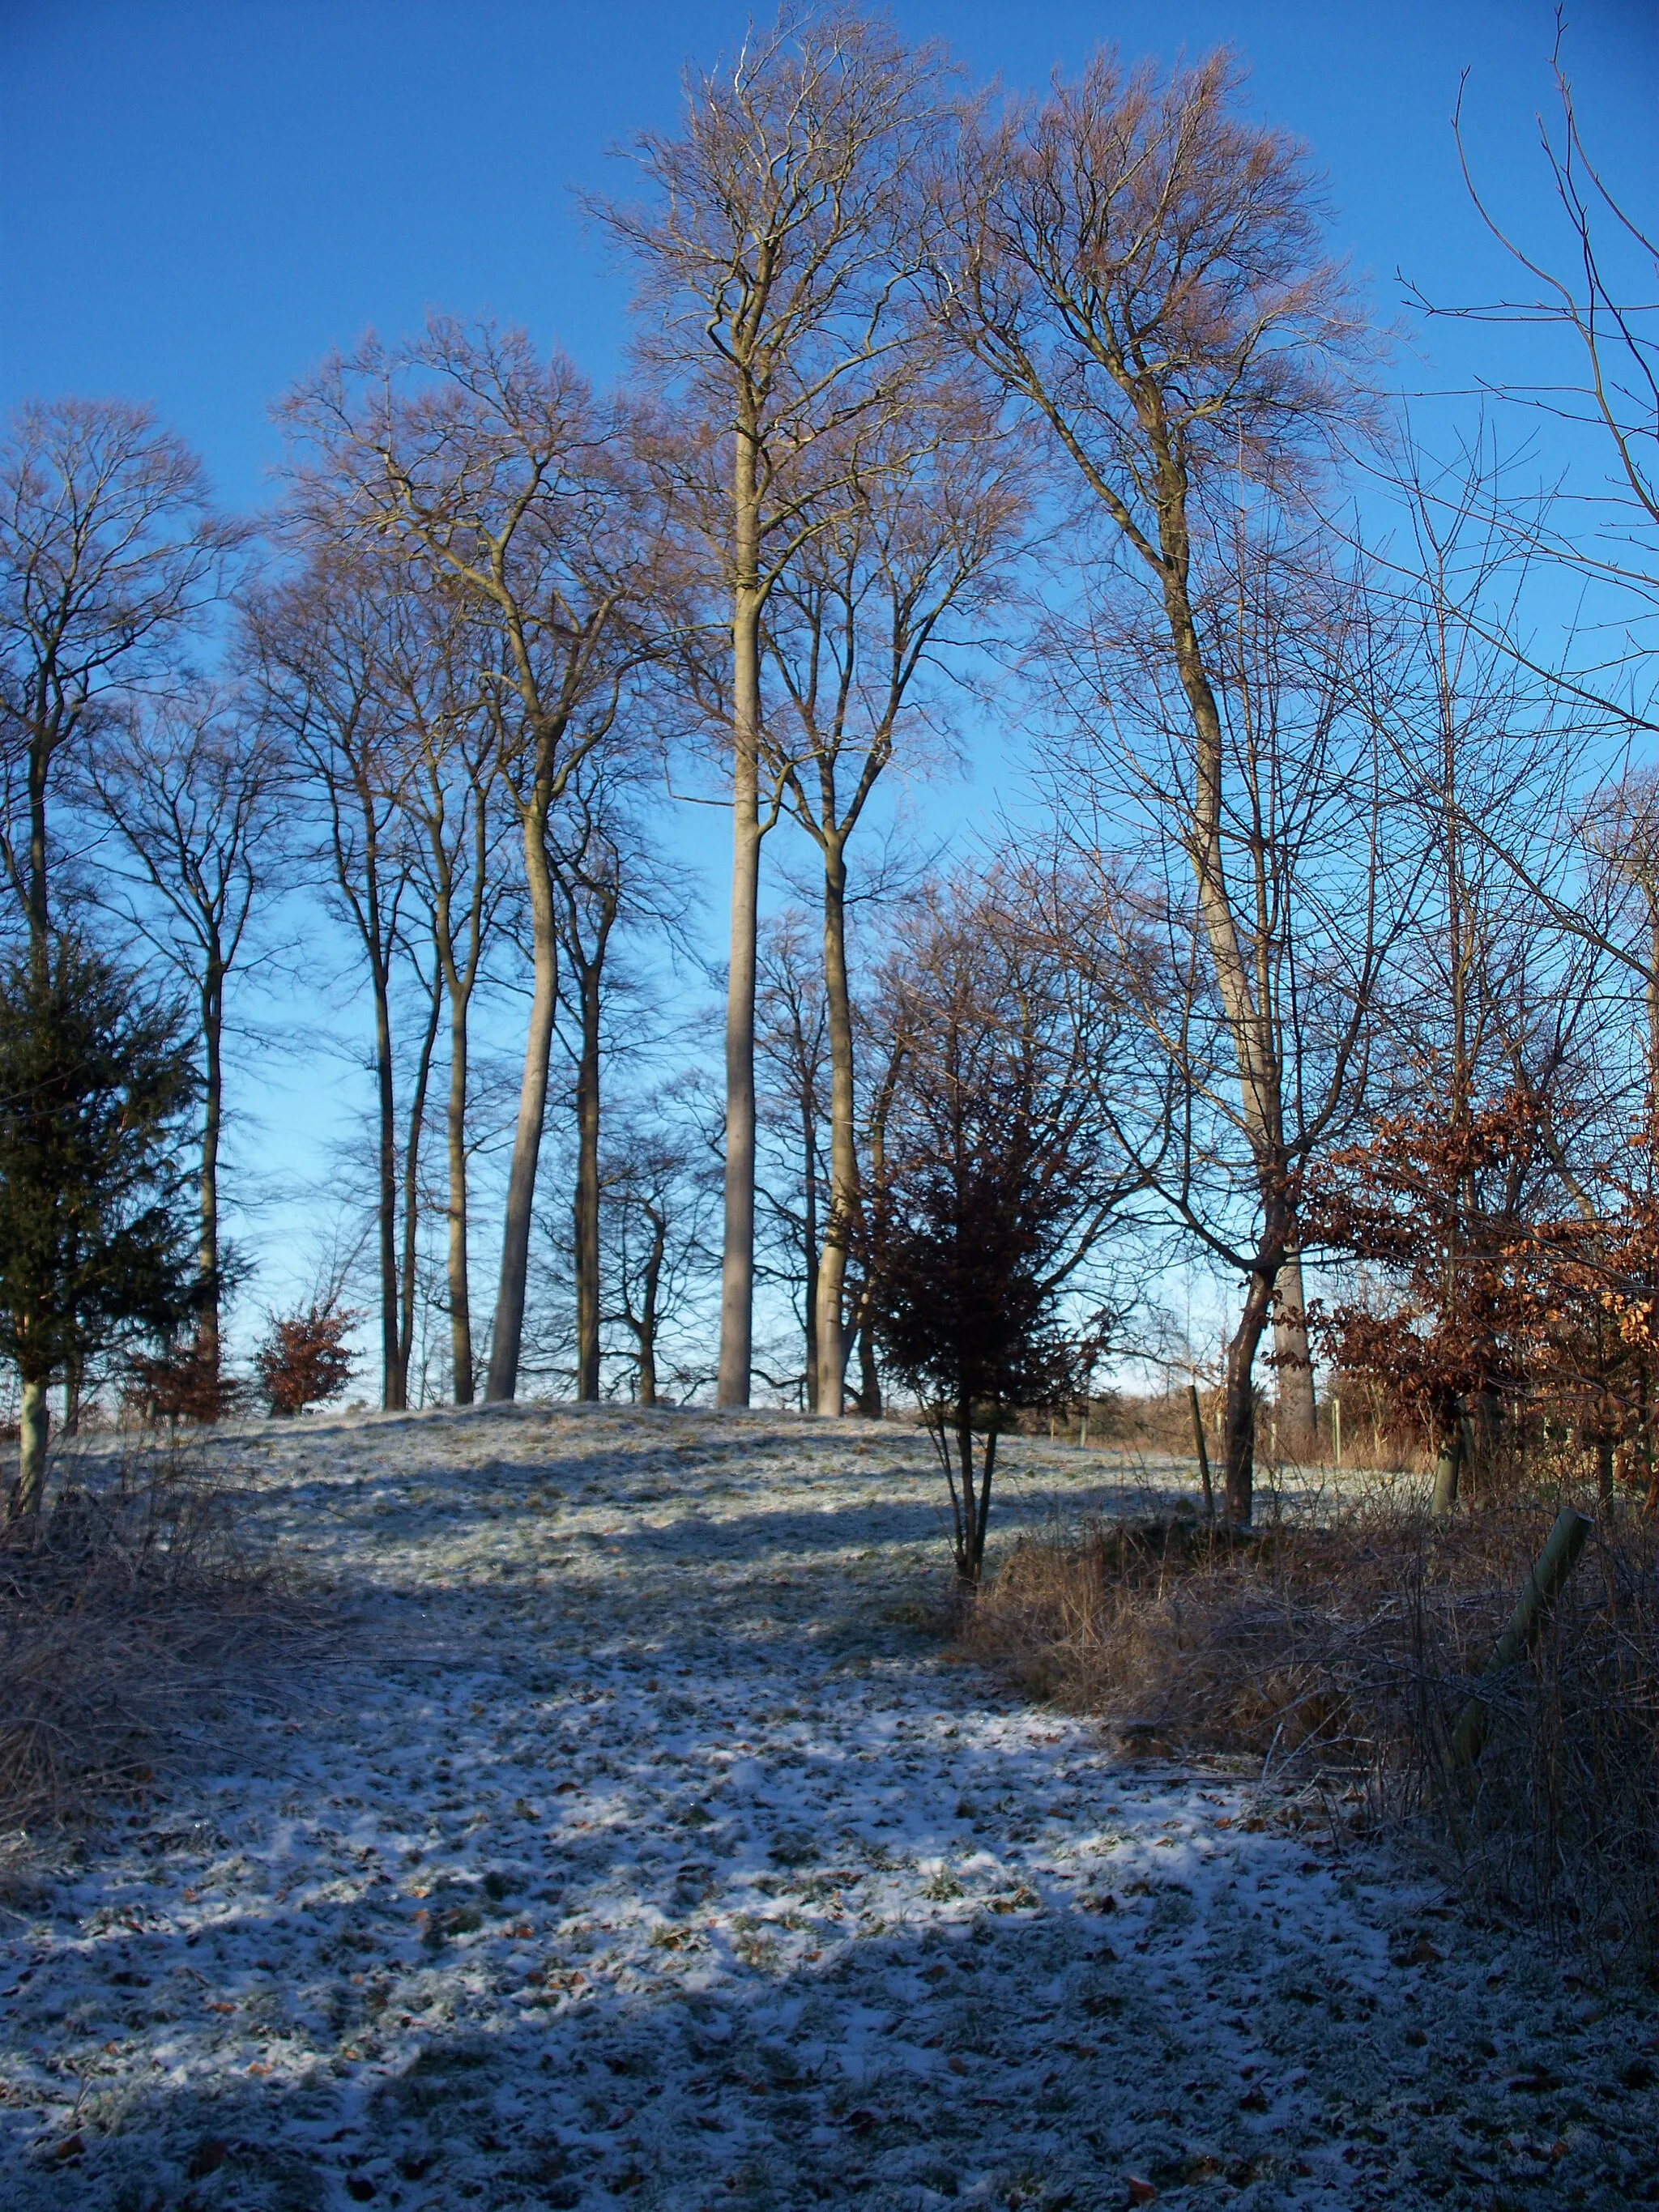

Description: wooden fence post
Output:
[1449,1505,1593,1771]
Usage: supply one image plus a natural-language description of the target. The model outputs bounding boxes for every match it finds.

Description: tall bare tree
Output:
[600,1103,719,1408]
[763,383,1023,1413]
[547,752,689,1402]
[83,679,286,1391]
[245,552,437,1413]
[377,584,514,1404]
[595,6,954,1405]
[0,399,237,964]
[936,51,1375,1519]
[280,319,659,1401]
[753,909,829,1404]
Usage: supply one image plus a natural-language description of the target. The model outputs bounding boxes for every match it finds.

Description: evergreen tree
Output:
[0,936,199,1516]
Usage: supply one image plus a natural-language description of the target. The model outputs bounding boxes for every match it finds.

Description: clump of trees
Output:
[0,6,1653,1550]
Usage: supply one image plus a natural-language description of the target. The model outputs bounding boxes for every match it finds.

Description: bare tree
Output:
[600,1096,720,1406]
[936,50,1375,1519]
[1403,40,1659,1093]
[83,679,286,1392]
[763,381,1024,1413]
[245,552,437,1413]
[279,318,659,1401]
[0,398,237,962]
[377,584,514,1403]
[547,752,691,1401]
[1410,34,1658,735]
[753,909,829,1404]
[595,5,954,1406]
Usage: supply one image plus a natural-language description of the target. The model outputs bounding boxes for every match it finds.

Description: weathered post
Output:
[1449,1505,1593,1771]
[1333,1396,1341,1469]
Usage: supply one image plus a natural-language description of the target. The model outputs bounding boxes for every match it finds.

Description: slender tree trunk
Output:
[1272,1251,1316,1451]
[1224,1266,1278,1526]
[444,967,474,1404]
[430,856,480,1406]
[1155,458,1284,1529]
[574,959,603,1402]
[852,1038,902,1419]
[12,1376,49,1519]
[197,961,224,1387]
[801,1077,820,1412]
[372,946,402,1411]
[486,797,557,1402]
[395,959,442,1408]
[815,834,857,1415]
[1431,1421,1462,1516]
[855,1311,881,1417]
[638,1215,663,1409]
[26,731,50,961]
[718,426,763,1409]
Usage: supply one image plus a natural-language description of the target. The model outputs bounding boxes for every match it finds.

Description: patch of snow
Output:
[2,1408,1655,2210]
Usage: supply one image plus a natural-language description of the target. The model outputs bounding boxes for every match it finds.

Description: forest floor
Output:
[1,1404,1656,2212]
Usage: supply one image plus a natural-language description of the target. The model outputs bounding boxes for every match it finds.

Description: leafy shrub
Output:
[254,1306,356,1416]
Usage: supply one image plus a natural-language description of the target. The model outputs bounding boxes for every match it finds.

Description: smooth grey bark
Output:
[198,954,224,1377]
[566,893,616,1404]
[396,953,442,1404]
[717,454,764,1408]
[1272,1251,1316,1447]
[486,794,558,1402]
[635,1212,665,1407]
[12,1376,48,1519]
[430,833,486,1403]
[814,835,856,1413]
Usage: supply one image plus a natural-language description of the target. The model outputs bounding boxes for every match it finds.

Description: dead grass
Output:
[0,1445,318,1848]
[963,1493,1659,1976]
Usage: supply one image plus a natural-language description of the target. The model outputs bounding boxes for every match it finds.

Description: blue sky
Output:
[2,0,1655,1380]
[4,1,1653,507]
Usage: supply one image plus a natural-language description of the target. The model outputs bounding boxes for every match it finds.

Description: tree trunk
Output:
[1431,1422,1462,1516]
[801,1076,820,1413]
[486,798,558,1402]
[855,1314,881,1417]
[815,834,857,1415]
[574,958,603,1402]
[431,858,479,1407]
[372,944,401,1411]
[1223,1268,1277,1526]
[197,961,224,1388]
[26,731,50,961]
[12,1376,49,1519]
[1152,434,1287,1532]
[395,959,442,1409]
[717,428,763,1410]
[62,1353,82,1438]
[1272,1251,1316,1454]
[444,964,474,1404]
[638,1214,663,1409]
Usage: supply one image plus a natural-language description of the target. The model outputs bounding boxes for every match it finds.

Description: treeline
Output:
[0,10,1653,1530]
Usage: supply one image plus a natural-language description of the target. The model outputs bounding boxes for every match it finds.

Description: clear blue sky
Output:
[2,0,1654,1374]
[3,0,1654,510]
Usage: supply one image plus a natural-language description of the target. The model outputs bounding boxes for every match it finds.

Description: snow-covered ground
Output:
[2,1404,1656,2210]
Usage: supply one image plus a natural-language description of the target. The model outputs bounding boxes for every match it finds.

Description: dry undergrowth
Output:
[964,1495,1659,1976]
[0,1445,314,1856]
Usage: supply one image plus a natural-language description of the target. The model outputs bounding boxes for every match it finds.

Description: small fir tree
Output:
[0,937,200,1516]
